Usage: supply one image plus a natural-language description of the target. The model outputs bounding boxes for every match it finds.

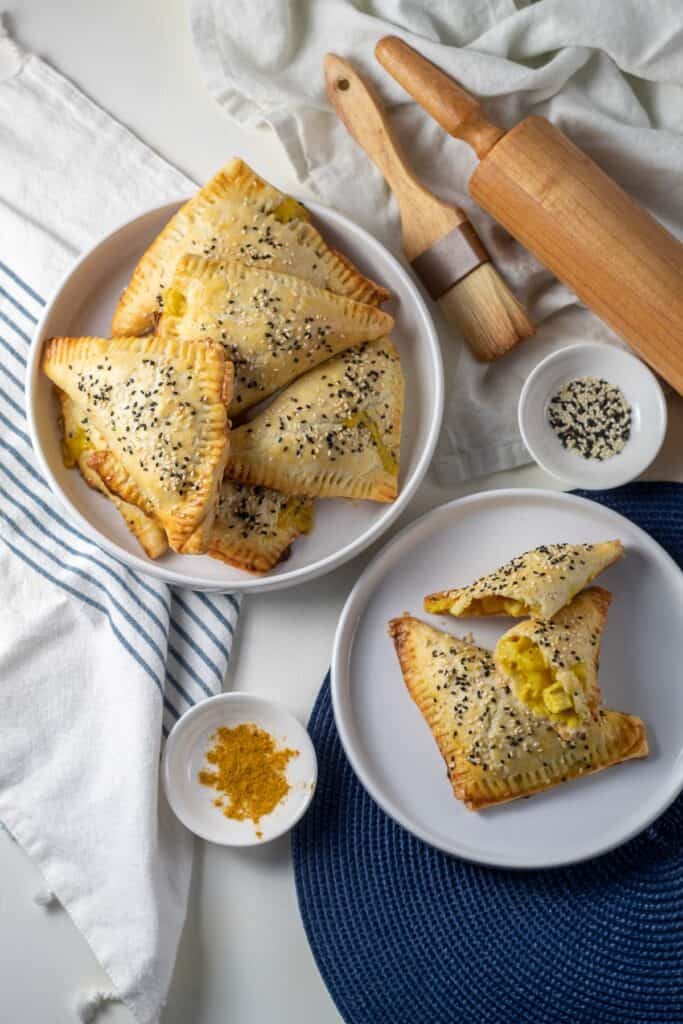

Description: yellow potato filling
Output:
[163,287,188,317]
[344,412,398,475]
[276,497,314,535]
[469,596,530,616]
[272,196,310,223]
[61,425,92,468]
[498,635,586,728]
[423,594,529,615]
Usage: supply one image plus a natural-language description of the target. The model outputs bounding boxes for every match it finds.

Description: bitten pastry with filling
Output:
[389,615,647,811]
[424,541,623,620]
[208,480,313,574]
[494,587,610,739]
[112,157,389,336]
[43,335,231,554]
[226,339,404,502]
[156,254,394,415]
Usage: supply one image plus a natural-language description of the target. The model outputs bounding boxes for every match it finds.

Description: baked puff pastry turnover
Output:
[208,480,313,574]
[43,335,231,554]
[226,339,404,502]
[389,616,647,811]
[112,158,389,337]
[58,391,168,559]
[424,541,623,620]
[494,587,609,739]
[156,254,394,416]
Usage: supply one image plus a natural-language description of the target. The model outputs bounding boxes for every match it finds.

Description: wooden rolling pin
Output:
[376,35,683,394]
[324,54,533,361]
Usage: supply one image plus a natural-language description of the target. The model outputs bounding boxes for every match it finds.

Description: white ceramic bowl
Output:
[162,693,317,846]
[27,199,443,592]
[518,342,666,489]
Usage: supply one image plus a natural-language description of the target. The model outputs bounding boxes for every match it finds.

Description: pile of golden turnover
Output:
[43,159,403,574]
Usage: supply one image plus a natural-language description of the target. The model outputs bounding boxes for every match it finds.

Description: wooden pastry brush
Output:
[324,54,533,361]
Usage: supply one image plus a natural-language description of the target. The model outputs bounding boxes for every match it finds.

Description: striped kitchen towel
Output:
[0,23,236,1024]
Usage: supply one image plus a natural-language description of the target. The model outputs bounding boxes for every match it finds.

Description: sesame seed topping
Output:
[547,376,631,460]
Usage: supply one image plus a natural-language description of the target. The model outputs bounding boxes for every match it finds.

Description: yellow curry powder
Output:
[199,723,298,835]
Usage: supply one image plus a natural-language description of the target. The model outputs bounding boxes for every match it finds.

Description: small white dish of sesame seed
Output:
[518,343,667,490]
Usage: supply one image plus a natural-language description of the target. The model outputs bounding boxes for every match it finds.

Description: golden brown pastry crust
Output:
[424,541,623,620]
[389,615,647,811]
[207,480,313,574]
[43,335,231,553]
[226,339,403,502]
[493,587,610,739]
[111,158,390,336]
[87,449,154,515]
[156,254,394,416]
[87,461,168,560]
[58,390,168,559]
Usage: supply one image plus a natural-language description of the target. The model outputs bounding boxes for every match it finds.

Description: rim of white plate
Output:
[331,487,683,869]
[26,198,444,592]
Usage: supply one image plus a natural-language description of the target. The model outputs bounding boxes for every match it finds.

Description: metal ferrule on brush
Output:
[411,222,489,299]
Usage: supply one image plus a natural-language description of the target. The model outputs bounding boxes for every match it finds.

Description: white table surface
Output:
[3,2,683,1022]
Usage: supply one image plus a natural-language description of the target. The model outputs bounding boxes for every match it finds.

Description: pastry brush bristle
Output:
[439,261,534,362]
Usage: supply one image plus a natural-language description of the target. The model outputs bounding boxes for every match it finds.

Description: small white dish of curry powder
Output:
[518,342,666,490]
[163,693,317,845]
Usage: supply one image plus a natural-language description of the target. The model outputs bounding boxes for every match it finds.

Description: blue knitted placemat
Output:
[292,483,683,1024]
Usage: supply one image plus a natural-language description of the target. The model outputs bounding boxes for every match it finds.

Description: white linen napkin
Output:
[0,24,240,1024]
[191,0,683,482]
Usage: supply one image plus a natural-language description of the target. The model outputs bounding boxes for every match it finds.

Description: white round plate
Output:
[162,692,317,845]
[518,342,666,489]
[331,488,683,869]
[27,199,443,592]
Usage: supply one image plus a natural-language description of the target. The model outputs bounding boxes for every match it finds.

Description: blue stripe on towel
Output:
[0,263,240,730]
[169,617,224,685]
[0,359,24,393]
[0,458,171,643]
[2,531,167,700]
[167,644,215,698]
[196,590,237,635]
[0,333,26,367]
[0,261,45,305]
[166,669,200,709]
[0,498,168,687]
[0,432,173,620]
[0,383,25,419]
[0,406,30,445]
[0,284,38,324]
[0,309,31,344]
[172,593,231,662]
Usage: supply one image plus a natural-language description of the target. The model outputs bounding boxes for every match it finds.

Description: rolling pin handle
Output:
[374,36,505,160]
